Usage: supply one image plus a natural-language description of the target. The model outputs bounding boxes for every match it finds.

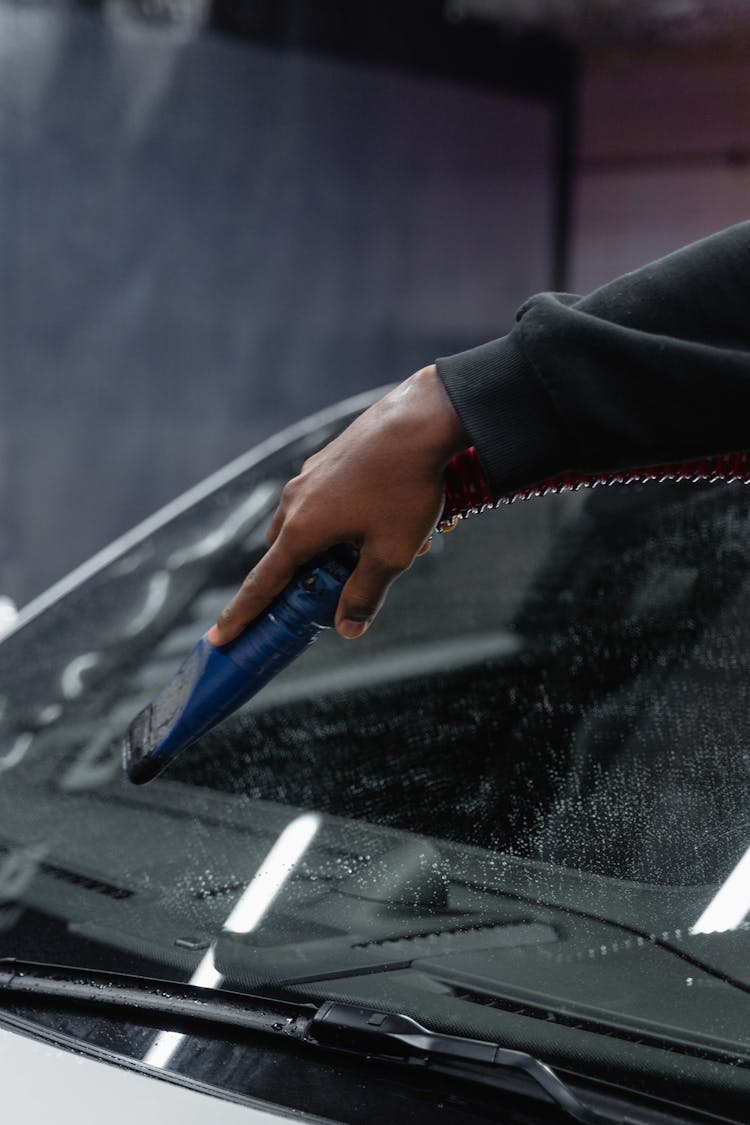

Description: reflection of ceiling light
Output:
[144,812,321,1071]
[0,596,17,640]
[690,843,750,934]
[223,813,322,936]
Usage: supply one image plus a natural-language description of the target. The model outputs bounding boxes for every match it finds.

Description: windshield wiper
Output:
[312,1000,617,1124]
[0,957,312,1036]
[0,958,687,1125]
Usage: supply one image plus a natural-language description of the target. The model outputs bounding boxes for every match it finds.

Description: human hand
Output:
[207,364,469,644]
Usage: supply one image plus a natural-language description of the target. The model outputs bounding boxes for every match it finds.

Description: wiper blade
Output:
[0,959,635,1124]
[0,958,315,1039]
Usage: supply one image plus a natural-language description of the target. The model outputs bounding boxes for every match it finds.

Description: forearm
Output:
[437,221,750,498]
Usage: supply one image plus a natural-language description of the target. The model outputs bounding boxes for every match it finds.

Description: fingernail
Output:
[207,625,222,645]
[339,619,368,639]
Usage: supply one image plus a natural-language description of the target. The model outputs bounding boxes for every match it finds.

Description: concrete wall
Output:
[572,44,750,294]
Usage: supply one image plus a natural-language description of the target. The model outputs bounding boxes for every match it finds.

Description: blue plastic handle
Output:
[124,544,358,784]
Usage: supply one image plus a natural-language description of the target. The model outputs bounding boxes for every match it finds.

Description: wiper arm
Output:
[0,959,636,1124]
[312,1002,615,1125]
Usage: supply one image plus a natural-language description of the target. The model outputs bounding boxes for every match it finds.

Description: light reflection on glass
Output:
[0,732,34,774]
[166,483,280,570]
[61,652,101,700]
[0,596,18,639]
[38,703,63,726]
[124,572,171,636]
[0,843,45,902]
[691,843,750,934]
[144,812,321,1069]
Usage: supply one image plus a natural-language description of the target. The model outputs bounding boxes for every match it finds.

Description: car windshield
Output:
[3,393,750,1115]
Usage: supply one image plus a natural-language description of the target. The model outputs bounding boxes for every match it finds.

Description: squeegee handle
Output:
[124,544,358,784]
[223,541,359,670]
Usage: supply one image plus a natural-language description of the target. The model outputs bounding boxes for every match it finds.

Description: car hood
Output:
[0,1019,304,1124]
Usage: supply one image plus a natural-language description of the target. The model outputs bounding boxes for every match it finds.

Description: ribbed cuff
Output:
[436,333,567,498]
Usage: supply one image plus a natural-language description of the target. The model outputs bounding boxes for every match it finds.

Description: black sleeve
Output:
[436,221,750,498]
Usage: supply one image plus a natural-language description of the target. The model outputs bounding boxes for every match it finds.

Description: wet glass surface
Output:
[2,397,750,1117]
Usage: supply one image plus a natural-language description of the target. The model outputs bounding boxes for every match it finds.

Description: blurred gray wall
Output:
[0,2,554,606]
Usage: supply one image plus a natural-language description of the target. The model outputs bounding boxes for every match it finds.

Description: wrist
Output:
[406,364,471,464]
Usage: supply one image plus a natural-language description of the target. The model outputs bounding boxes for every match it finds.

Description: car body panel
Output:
[0,1021,316,1124]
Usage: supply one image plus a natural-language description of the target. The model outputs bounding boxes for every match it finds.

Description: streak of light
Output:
[142,949,222,1070]
[0,594,17,630]
[222,812,322,934]
[144,812,321,1070]
[691,844,750,934]
[0,596,18,639]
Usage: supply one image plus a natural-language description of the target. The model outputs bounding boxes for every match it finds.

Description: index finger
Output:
[207,539,304,646]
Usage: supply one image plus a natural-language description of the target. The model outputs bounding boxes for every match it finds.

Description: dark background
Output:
[0,0,571,606]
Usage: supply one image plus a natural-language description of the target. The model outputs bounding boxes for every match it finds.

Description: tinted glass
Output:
[2,398,750,1117]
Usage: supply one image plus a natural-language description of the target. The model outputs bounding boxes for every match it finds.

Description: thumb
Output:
[334,548,406,640]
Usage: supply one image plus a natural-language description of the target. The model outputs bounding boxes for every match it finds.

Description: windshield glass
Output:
[3,393,750,1115]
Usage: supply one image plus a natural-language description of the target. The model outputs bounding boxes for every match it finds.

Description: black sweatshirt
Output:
[436,221,750,499]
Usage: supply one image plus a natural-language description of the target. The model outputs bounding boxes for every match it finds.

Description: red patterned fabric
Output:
[440,446,750,528]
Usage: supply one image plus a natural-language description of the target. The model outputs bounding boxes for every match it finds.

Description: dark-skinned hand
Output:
[207,364,469,645]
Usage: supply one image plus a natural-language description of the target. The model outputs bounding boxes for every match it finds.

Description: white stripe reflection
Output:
[691,843,750,935]
[144,812,321,1069]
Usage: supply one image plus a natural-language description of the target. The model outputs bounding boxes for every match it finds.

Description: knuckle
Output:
[281,475,301,502]
[368,551,409,578]
[280,516,308,553]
